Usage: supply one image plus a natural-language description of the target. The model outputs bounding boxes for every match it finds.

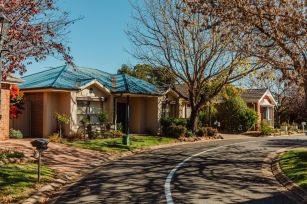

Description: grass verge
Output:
[65,136,177,153]
[279,149,307,190]
[0,163,55,203]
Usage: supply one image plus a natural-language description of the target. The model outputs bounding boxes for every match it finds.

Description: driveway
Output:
[0,139,110,174]
[48,136,306,204]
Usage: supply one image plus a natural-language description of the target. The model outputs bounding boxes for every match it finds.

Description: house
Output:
[12,65,191,137]
[241,88,277,129]
[171,86,277,130]
[0,75,23,140]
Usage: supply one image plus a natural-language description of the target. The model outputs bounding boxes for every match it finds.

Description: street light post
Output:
[0,3,9,119]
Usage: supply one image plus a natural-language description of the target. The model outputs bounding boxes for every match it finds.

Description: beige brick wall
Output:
[0,83,11,140]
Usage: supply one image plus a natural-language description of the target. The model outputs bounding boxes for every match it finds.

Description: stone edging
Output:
[264,147,307,204]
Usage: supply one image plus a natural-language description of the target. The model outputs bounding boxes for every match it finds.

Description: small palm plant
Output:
[98,111,108,135]
[80,117,90,138]
[55,113,70,138]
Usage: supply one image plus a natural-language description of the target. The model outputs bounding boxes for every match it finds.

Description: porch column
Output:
[257,103,261,130]
[126,95,130,135]
[113,97,117,130]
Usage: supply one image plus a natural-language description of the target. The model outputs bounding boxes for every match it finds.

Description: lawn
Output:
[0,163,55,203]
[279,149,307,190]
[65,136,177,153]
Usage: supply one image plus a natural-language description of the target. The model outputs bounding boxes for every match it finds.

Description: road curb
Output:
[264,147,307,204]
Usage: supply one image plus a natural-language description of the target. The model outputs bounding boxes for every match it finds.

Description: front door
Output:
[117,102,127,133]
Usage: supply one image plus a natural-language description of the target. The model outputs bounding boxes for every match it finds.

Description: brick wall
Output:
[0,83,11,140]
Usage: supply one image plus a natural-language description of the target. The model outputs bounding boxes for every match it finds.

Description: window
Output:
[266,108,270,120]
[77,100,103,125]
[162,103,169,118]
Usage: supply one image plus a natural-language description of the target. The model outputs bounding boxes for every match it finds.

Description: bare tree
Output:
[128,0,264,131]
[185,0,307,108]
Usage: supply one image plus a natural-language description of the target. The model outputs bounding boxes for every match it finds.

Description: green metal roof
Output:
[19,65,163,95]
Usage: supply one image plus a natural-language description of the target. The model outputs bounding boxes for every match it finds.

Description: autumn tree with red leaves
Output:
[1,0,76,78]
[10,84,23,119]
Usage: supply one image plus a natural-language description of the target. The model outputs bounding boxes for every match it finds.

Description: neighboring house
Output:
[171,86,277,130]
[0,75,23,140]
[12,65,188,138]
[241,88,277,129]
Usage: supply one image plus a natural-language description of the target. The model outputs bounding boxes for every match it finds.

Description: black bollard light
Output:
[31,139,49,182]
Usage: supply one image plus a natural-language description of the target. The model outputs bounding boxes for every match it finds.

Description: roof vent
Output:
[75,80,81,88]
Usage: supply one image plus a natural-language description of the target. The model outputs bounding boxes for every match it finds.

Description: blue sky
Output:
[26,0,138,75]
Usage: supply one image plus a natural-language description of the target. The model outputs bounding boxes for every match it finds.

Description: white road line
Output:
[164,139,264,204]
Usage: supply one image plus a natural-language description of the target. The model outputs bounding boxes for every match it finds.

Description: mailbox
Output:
[30,139,49,182]
[31,139,49,151]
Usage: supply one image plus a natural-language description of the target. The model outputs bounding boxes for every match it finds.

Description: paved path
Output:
[0,139,109,174]
[48,136,306,204]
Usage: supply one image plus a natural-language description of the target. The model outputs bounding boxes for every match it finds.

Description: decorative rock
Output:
[54,178,66,184]
[0,161,4,166]
[8,158,15,163]
[2,159,9,164]
[40,185,55,192]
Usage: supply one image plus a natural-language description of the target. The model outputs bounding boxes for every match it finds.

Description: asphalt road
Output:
[49,136,307,204]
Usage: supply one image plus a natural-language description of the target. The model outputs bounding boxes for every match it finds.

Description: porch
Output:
[113,94,160,135]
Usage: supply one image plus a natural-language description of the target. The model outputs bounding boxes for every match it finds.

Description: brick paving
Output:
[0,139,113,174]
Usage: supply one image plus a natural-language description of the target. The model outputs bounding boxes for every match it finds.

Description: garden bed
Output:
[65,136,177,153]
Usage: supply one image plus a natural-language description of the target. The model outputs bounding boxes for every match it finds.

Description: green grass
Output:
[0,163,55,203]
[0,152,25,160]
[280,149,307,190]
[65,136,177,153]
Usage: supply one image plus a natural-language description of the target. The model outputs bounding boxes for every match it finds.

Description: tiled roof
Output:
[241,88,268,102]
[174,84,189,98]
[19,65,163,95]
[173,85,270,103]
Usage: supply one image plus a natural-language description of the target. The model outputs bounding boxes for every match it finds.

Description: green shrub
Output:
[261,122,274,135]
[198,105,218,127]
[102,130,123,139]
[240,108,258,132]
[0,149,24,159]
[48,133,62,143]
[9,129,23,139]
[196,128,206,137]
[160,117,189,136]
[169,125,187,138]
[205,127,218,137]
[66,131,84,141]
[186,131,194,137]
[173,118,188,126]
[117,123,123,132]
[217,96,257,133]
[160,117,174,135]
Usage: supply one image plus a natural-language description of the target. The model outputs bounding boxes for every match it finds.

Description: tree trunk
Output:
[188,108,200,132]
[304,78,307,117]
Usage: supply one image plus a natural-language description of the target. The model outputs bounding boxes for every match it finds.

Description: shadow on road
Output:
[49,137,305,204]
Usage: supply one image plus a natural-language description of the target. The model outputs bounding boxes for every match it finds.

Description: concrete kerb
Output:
[263,146,307,204]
